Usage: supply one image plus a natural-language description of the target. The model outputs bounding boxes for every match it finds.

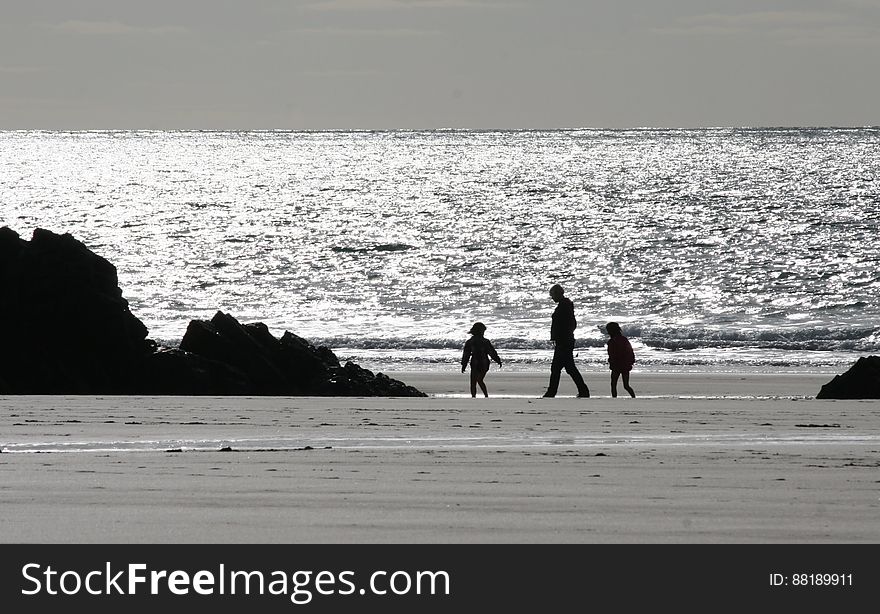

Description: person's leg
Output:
[610,371,620,398]
[544,345,563,397]
[474,367,489,397]
[469,370,478,398]
[562,348,590,397]
[622,371,635,398]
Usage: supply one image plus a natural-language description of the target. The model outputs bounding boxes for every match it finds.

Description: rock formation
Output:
[173,310,425,397]
[0,227,425,397]
[0,227,151,393]
[816,356,880,399]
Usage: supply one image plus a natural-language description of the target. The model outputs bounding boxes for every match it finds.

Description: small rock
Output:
[817,356,880,399]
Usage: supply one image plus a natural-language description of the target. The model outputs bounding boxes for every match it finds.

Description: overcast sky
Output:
[1,0,878,129]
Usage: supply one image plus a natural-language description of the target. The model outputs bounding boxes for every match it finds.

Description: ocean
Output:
[1,128,878,373]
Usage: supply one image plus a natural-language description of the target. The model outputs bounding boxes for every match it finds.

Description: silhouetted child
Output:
[606,322,636,398]
[461,322,502,398]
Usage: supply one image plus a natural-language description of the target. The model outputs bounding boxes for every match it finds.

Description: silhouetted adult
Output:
[543,284,590,398]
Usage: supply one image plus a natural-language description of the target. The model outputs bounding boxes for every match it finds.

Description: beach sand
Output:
[1,371,878,543]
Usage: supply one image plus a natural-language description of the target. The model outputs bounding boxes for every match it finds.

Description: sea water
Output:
[1,128,878,372]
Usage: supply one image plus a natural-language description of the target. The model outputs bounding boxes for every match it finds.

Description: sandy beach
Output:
[1,371,878,543]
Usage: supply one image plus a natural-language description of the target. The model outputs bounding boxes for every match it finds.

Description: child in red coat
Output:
[606,322,636,398]
[461,322,503,398]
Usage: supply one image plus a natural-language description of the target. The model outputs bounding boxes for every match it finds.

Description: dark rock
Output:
[1,227,426,397]
[0,227,151,394]
[179,317,288,394]
[180,310,426,397]
[137,348,250,396]
[319,361,425,397]
[816,356,880,399]
[278,330,335,391]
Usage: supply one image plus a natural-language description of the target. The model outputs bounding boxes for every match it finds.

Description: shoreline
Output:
[386,370,834,399]
[1,370,878,543]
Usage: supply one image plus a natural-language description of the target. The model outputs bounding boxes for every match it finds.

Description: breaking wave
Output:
[307,325,879,354]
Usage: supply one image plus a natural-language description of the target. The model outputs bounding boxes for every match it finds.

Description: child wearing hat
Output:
[461,322,503,398]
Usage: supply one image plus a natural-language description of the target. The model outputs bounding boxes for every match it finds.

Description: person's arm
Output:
[556,300,576,335]
[487,340,502,367]
[461,340,471,372]
[567,302,577,334]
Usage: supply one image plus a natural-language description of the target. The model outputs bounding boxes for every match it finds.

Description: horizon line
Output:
[2,125,879,132]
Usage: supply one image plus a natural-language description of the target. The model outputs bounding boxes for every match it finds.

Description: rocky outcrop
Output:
[816,356,880,399]
[0,227,425,397]
[176,311,426,397]
[0,227,152,393]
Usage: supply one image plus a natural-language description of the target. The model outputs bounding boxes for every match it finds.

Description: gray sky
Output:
[1,0,878,129]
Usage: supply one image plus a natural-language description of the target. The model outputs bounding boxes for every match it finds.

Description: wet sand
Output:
[1,371,878,543]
